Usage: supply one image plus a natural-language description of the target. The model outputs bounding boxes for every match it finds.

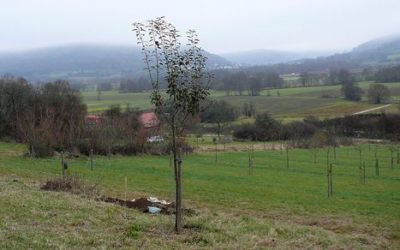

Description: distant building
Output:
[139,112,159,129]
[138,112,161,142]
[85,115,104,125]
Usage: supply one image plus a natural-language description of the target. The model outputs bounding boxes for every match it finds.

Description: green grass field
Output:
[82,81,400,121]
[1,142,399,248]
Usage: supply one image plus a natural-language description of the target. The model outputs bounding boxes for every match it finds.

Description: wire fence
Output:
[1,143,399,200]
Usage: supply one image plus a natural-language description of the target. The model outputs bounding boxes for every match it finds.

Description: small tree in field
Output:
[200,100,239,139]
[367,83,390,104]
[133,17,210,233]
[339,69,363,101]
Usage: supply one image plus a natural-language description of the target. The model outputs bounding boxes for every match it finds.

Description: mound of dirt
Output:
[99,196,197,216]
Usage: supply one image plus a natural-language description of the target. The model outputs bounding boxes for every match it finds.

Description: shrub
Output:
[30,139,53,158]
[41,174,99,198]
[282,121,317,140]
[233,124,265,141]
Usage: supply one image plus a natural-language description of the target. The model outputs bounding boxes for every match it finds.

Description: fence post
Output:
[359,146,363,181]
[214,142,218,163]
[391,148,394,169]
[124,176,128,204]
[397,147,399,165]
[286,146,289,168]
[330,163,333,196]
[61,151,65,178]
[327,162,330,197]
[248,148,251,174]
[327,163,333,197]
[90,148,94,171]
[375,158,379,176]
[362,161,366,184]
[248,148,253,175]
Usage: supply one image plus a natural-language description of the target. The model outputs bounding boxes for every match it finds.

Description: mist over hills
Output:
[0,44,230,82]
[221,49,336,66]
[223,34,400,73]
[348,34,400,65]
[247,34,400,74]
[0,34,400,82]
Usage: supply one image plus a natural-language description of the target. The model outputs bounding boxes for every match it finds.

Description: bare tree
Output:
[133,17,210,233]
[367,83,390,104]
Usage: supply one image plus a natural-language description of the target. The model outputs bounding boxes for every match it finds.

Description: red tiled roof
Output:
[85,115,104,124]
[139,112,159,128]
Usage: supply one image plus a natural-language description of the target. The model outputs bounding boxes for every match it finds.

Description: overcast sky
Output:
[1,0,400,54]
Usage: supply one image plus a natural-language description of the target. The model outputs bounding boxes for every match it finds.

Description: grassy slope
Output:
[1,142,399,248]
[2,176,380,249]
[82,82,400,120]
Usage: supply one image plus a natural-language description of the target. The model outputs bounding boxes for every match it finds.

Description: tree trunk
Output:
[171,121,182,233]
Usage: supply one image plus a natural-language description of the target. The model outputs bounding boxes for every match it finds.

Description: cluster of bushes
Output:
[0,76,190,157]
[232,112,400,145]
[321,114,400,140]
[0,77,86,157]
[232,113,318,142]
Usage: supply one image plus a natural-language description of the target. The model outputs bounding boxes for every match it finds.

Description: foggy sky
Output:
[1,0,400,54]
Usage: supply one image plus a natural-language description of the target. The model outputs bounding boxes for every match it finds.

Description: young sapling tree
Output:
[133,17,210,233]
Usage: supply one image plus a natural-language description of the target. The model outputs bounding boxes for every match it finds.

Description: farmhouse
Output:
[85,115,104,125]
[139,112,159,129]
[138,112,162,142]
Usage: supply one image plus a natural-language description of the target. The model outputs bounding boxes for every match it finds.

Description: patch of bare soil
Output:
[40,176,196,216]
[99,196,197,216]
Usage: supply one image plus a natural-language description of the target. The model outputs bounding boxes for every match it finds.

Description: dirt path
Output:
[352,104,392,115]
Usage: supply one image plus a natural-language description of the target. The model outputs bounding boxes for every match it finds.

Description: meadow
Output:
[1,141,399,248]
[82,81,400,121]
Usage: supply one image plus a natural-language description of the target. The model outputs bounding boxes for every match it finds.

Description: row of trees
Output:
[119,77,151,93]
[232,112,400,143]
[374,65,400,83]
[232,113,318,142]
[212,70,284,96]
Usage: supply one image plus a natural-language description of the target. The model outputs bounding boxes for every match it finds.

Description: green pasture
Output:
[82,82,400,121]
[1,142,399,224]
[1,141,399,248]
